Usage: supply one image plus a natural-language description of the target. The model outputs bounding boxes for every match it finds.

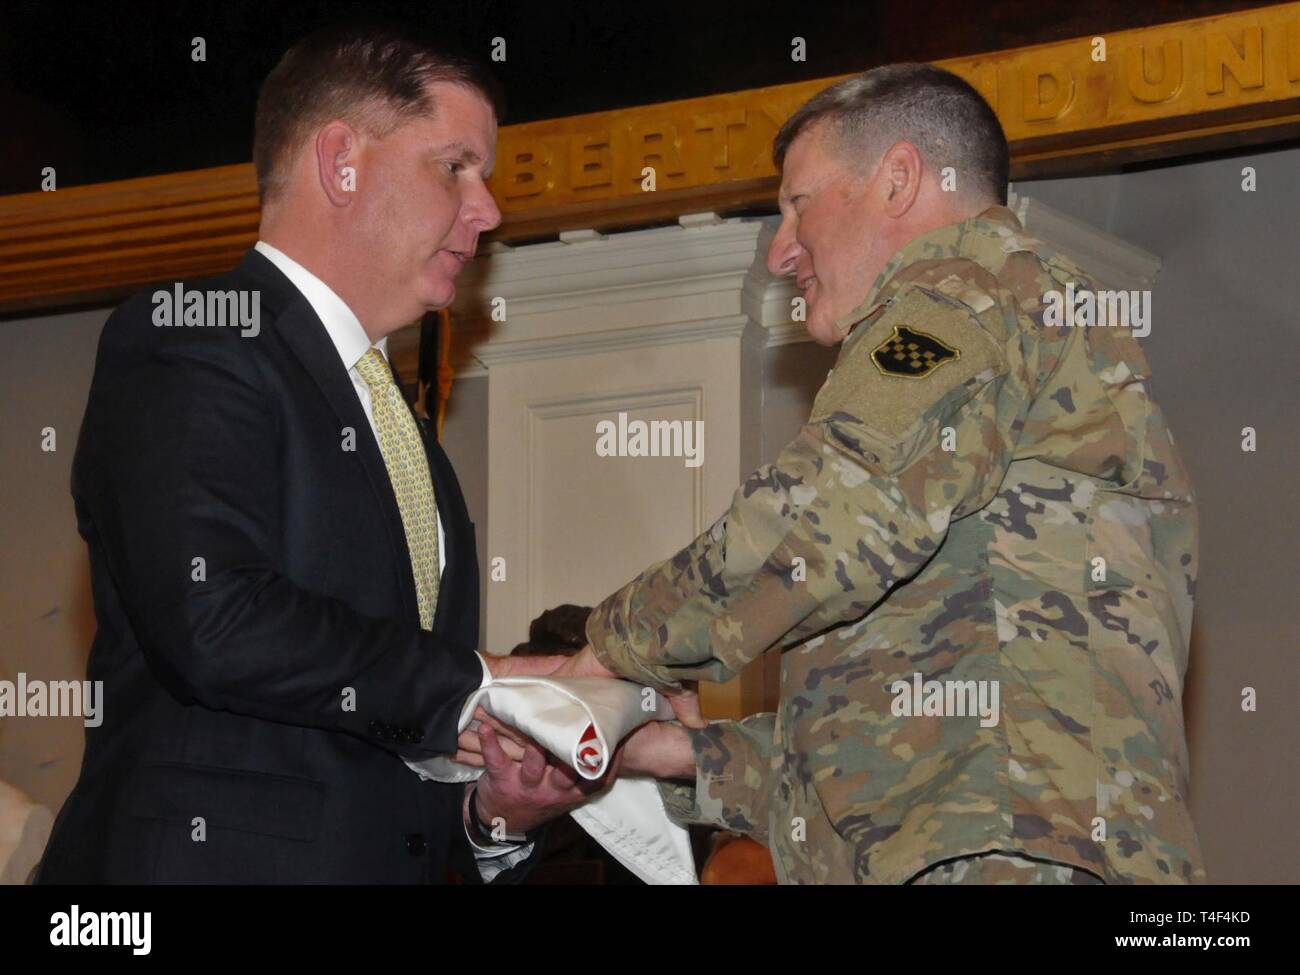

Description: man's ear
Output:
[315,121,359,208]
[879,140,923,217]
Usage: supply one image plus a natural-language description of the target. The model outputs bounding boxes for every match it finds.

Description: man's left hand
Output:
[468,723,612,837]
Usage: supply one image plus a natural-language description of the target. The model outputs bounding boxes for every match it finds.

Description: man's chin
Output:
[419,280,456,312]
[804,316,842,347]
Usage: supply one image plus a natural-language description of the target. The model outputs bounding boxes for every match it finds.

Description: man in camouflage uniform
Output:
[563,64,1204,884]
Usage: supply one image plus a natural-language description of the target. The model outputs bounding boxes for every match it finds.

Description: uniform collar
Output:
[831,205,1023,340]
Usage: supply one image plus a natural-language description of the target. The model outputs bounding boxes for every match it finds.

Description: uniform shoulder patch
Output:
[871,324,960,379]
[811,284,1006,443]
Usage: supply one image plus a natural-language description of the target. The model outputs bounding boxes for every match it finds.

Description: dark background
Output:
[0,0,1276,195]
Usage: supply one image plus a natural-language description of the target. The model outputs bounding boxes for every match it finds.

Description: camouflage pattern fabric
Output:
[588,206,1204,884]
[911,851,1104,885]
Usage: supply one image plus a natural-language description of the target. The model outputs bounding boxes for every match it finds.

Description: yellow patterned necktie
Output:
[354,348,440,630]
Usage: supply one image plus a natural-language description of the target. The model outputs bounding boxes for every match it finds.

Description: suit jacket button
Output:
[405,833,427,856]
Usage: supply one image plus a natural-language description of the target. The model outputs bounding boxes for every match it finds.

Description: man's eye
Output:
[444,161,463,176]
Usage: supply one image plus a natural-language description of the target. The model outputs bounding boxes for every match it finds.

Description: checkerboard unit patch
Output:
[871,325,960,378]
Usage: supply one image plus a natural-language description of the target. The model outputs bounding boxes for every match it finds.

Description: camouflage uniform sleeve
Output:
[657,713,777,844]
[587,278,1028,690]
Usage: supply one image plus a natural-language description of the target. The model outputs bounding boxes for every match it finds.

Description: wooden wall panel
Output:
[1,4,1296,315]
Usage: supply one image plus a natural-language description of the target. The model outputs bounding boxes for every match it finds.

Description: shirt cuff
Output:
[464,782,528,854]
[474,652,492,688]
[464,814,529,856]
[464,814,535,881]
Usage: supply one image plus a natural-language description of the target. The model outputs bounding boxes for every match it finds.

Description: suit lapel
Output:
[236,249,421,627]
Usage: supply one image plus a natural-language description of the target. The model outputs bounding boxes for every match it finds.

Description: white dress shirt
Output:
[254,241,531,880]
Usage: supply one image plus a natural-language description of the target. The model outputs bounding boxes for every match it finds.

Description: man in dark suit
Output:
[37,22,596,884]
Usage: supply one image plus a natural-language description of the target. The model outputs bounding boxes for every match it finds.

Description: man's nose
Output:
[766,222,802,278]
[465,181,503,233]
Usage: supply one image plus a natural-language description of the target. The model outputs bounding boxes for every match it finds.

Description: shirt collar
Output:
[253,240,388,368]
[830,205,1023,340]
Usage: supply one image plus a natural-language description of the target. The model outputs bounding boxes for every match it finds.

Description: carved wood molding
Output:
[2,3,1296,316]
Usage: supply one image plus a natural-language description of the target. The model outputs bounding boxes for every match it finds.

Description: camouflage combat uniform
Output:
[587,206,1204,884]
[912,851,1103,885]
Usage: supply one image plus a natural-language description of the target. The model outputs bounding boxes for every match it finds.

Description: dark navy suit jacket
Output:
[38,249,536,883]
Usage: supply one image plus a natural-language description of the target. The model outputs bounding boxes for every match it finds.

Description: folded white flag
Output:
[406,676,698,885]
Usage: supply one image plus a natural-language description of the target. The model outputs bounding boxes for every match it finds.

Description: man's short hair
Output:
[773,63,1009,205]
[253,20,504,205]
